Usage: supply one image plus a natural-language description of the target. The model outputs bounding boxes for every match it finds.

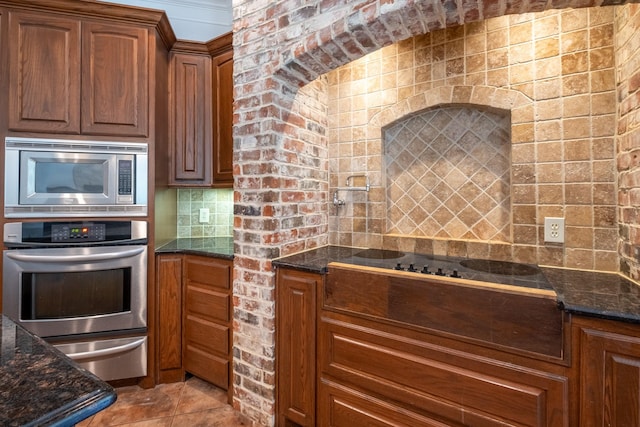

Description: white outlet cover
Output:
[544,217,565,243]
[199,208,210,223]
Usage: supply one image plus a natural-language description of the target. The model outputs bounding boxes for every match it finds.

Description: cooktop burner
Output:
[339,249,553,291]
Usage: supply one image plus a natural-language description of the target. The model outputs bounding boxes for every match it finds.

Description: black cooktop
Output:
[337,249,554,291]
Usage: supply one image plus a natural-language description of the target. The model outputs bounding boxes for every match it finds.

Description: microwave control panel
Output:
[118,159,133,197]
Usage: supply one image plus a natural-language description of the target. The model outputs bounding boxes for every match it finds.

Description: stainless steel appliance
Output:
[3,220,148,381]
[4,137,148,218]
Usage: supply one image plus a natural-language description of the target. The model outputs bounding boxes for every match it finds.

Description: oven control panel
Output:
[3,220,147,247]
[51,224,106,242]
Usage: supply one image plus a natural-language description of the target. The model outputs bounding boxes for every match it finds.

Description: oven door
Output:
[2,245,147,338]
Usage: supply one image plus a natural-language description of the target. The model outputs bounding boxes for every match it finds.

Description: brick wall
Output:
[231,1,636,424]
[616,4,640,280]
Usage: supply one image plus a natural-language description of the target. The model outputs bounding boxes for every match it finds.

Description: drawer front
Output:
[185,286,229,323]
[319,379,451,427]
[320,317,569,427]
[183,344,229,389]
[184,315,229,355]
[185,256,231,290]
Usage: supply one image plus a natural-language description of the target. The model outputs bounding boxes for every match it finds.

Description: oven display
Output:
[51,224,106,242]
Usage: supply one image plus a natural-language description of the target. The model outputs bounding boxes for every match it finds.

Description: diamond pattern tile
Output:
[384,106,511,241]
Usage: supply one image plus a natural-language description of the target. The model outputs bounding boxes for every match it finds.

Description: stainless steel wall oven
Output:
[3,220,148,381]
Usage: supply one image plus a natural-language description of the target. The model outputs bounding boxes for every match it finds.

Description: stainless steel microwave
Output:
[4,137,148,218]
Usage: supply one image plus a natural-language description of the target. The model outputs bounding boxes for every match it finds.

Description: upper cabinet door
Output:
[211,50,233,185]
[171,52,212,183]
[8,12,81,133]
[81,22,149,137]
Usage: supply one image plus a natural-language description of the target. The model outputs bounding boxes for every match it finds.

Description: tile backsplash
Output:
[177,188,233,238]
[385,105,511,241]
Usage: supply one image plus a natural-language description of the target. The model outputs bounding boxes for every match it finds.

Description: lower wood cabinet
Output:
[276,266,640,426]
[156,253,232,399]
[575,316,640,426]
[276,268,320,427]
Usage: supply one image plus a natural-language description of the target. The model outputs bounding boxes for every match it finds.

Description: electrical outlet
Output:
[544,217,565,243]
[199,208,210,223]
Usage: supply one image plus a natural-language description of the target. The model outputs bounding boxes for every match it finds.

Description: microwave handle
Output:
[5,246,145,263]
[63,337,146,361]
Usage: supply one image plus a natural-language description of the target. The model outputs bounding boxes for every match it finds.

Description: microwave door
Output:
[19,152,117,205]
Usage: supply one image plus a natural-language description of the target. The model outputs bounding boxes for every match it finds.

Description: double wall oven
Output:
[3,220,148,381]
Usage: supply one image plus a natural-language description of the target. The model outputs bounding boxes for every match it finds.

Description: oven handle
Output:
[5,246,145,263]
[65,337,146,361]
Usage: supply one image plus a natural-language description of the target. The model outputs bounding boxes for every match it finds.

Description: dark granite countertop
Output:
[273,245,640,325]
[155,237,234,259]
[0,315,116,426]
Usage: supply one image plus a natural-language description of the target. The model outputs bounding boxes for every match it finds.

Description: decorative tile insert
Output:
[384,106,511,241]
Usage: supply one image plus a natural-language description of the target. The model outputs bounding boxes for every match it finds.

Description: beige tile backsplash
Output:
[327,8,619,271]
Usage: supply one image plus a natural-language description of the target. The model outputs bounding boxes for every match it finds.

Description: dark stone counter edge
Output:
[272,247,640,326]
[155,238,234,260]
[35,390,116,427]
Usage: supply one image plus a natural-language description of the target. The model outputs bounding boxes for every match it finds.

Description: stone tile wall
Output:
[327,9,619,272]
[176,188,233,237]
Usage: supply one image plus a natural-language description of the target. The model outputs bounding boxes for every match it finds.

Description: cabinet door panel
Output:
[9,12,80,133]
[156,255,183,383]
[211,50,233,185]
[172,53,212,183]
[81,22,148,136]
[580,326,640,426]
[277,268,319,427]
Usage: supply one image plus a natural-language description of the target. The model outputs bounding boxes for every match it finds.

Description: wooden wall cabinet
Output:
[170,52,212,183]
[156,254,232,399]
[169,33,233,187]
[8,10,149,136]
[576,316,640,426]
[211,48,234,184]
[276,268,319,427]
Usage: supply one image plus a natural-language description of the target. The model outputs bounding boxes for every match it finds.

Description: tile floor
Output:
[78,376,250,426]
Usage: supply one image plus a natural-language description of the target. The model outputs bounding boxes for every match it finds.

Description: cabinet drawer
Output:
[183,344,229,389]
[184,315,229,355]
[320,317,569,426]
[185,256,231,290]
[319,380,450,427]
[185,286,229,323]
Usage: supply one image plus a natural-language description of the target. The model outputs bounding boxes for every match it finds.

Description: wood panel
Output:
[171,52,212,183]
[183,255,232,392]
[319,315,570,426]
[8,11,81,133]
[156,254,183,383]
[578,318,640,426]
[81,21,148,136]
[325,263,564,358]
[211,48,233,186]
[276,268,319,427]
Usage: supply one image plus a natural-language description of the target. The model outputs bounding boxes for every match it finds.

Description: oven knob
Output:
[421,266,431,274]
[407,264,417,272]
[435,268,446,276]
[394,263,404,271]
[450,270,461,278]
